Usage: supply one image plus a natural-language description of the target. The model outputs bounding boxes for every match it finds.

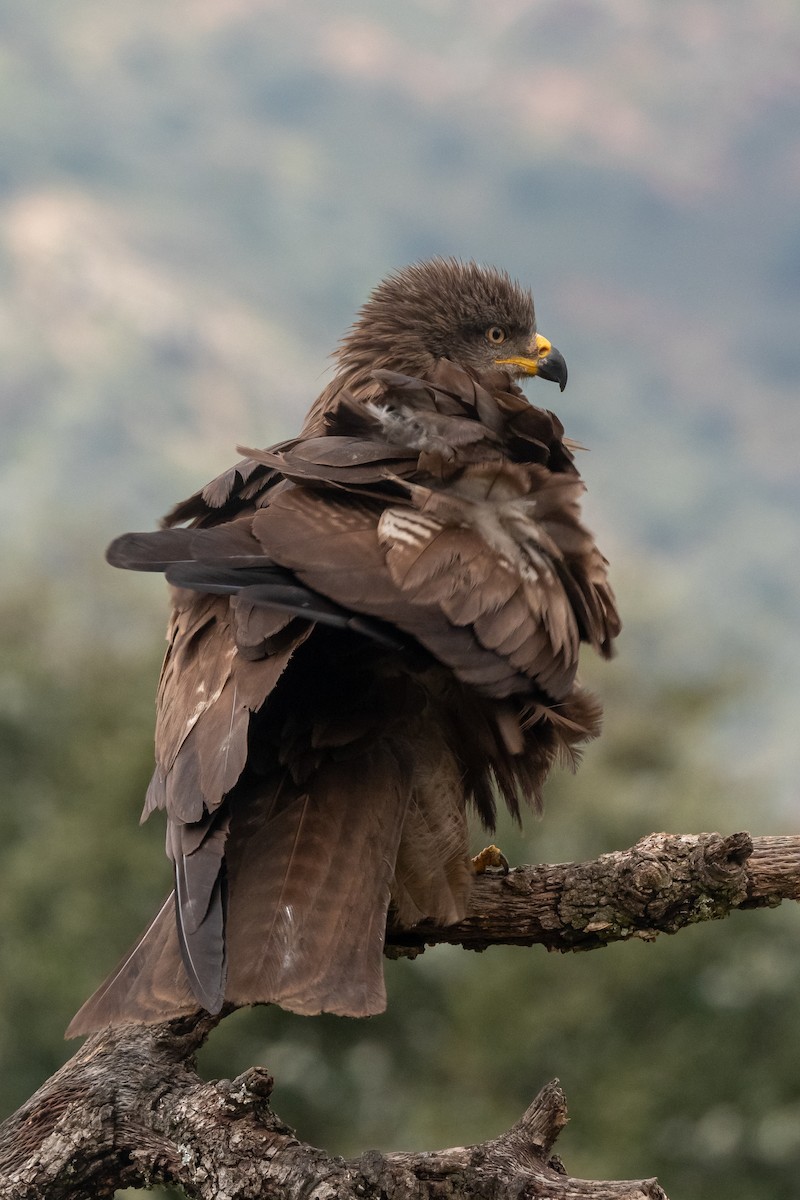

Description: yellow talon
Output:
[471,844,510,875]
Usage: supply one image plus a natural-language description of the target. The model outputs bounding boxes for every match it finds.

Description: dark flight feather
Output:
[68,259,620,1037]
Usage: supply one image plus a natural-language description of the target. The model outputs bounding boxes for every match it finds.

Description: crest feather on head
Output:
[336,258,536,384]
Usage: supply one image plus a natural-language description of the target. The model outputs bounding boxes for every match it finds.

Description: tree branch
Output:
[386,831,797,956]
[2,831,798,1199]
[0,1016,667,1200]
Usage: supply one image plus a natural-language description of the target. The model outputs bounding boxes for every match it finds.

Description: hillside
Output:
[1,0,799,796]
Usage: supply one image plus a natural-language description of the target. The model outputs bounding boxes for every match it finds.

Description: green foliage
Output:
[2,589,798,1199]
[0,586,166,1108]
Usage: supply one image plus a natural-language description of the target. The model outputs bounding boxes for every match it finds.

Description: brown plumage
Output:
[67,259,620,1037]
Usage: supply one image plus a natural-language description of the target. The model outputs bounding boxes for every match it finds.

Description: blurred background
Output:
[1,2,800,1196]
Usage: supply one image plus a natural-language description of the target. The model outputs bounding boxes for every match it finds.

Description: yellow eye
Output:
[486,326,507,344]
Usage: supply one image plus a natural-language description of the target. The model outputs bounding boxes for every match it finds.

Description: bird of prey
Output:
[68,259,620,1036]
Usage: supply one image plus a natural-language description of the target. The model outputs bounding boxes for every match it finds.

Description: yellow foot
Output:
[471,844,510,875]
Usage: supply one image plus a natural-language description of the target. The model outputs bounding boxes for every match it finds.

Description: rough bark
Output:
[1,830,798,1200]
[0,1019,666,1200]
[386,830,795,955]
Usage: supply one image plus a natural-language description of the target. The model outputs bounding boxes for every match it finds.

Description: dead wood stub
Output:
[3,831,800,1198]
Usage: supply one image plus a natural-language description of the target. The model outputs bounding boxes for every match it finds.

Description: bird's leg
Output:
[471,844,510,875]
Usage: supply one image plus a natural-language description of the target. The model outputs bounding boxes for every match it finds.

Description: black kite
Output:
[68,259,619,1035]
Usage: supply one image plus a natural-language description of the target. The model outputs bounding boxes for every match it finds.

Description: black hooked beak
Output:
[534,344,568,392]
[496,334,568,392]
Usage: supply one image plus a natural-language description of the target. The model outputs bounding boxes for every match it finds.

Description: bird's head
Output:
[336,258,567,392]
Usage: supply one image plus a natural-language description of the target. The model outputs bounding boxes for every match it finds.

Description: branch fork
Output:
[3,831,799,1198]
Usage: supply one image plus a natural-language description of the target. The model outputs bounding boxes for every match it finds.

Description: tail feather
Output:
[223,749,411,1017]
[66,895,197,1037]
[67,744,413,1035]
